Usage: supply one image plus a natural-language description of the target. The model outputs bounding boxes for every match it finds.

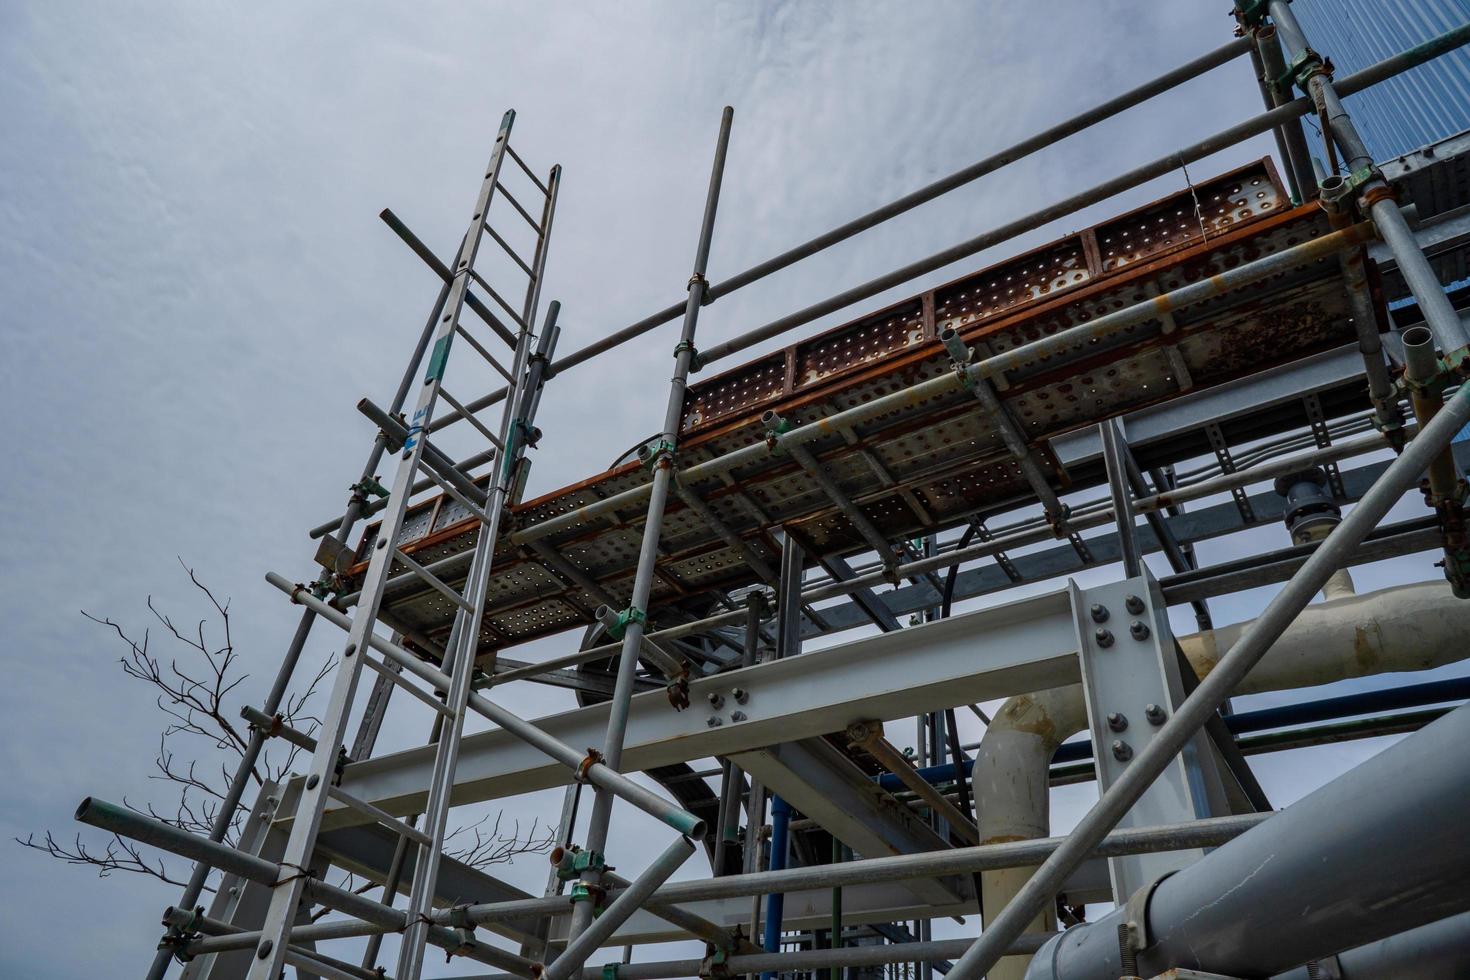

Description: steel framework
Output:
[68,6,1470,980]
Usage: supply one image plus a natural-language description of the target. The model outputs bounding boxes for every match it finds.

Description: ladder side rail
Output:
[244,109,520,980]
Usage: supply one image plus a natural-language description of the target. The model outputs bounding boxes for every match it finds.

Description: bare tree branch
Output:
[20,563,554,890]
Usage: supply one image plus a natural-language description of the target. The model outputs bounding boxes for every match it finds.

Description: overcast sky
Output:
[3,3,1468,978]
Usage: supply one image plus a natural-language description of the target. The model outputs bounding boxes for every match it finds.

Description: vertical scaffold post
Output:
[562,105,736,946]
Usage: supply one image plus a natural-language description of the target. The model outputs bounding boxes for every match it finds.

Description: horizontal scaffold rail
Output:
[341,158,1377,658]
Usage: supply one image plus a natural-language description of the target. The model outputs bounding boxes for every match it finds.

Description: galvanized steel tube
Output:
[425,37,1253,431]
[946,380,1470,979]
[541,836,695,980]
[265,574,704,839]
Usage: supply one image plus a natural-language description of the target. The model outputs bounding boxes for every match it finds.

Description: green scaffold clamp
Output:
[605,606,647,641]
[555,848,607,882]
[602,964,620,980]
[674,339,704,373]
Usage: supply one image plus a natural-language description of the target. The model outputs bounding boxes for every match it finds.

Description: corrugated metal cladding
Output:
[1292,0,1470,161]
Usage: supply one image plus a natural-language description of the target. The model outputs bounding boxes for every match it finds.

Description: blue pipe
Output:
[874,677,1470,788]
[760,794,791,980]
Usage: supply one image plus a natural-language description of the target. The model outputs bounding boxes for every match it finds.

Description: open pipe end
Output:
[1403,325,1441,381]
[74,796,95,822]
[1403,324,1436,350]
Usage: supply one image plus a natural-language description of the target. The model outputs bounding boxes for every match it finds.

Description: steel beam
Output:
[730,737,969,905]
[295,588,1082,826]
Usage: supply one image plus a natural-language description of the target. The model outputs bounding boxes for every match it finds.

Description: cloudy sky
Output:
[3,2,1467,977]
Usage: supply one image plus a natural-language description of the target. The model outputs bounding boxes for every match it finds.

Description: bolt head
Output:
[257,939,274,960]
[732,687,749,704]
[1145,703,1167,725]
[1089,603,1110,623]
[1124,594,1145,615]
[306,774,319,790]
[706,716,723,727]
[707,692,725,708]
[731,710,747,722]
[1094,627,1115,648]
[1130,620,1150,640]
[1111,740,1133,761]
[1106,712,1128,732]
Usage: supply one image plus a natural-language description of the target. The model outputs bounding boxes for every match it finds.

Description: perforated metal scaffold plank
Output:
[345,158,1369,655]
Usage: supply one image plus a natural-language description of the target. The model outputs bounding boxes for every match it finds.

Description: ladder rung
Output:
[469,269,530,331]
[463,290,520,350]
[439,385,506,450]
[506,143,550,197]
[363,654,455,718]
[496,180,544,235]
[326,783,433,847]
[393,546,475,613]
[452,322,515,384]
[486,223,537,280]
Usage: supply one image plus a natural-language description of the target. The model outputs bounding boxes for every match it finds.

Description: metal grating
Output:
[347,159,1367,655]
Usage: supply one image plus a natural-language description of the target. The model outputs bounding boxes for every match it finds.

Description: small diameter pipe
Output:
[759,796,792,980]
[423,37,1254,436]
[492,428,1391,686]
[265,574,704,839]
[943,378,1470,978]
[76,797,537,977]
[167,813,1270,956]
[540,835,695,980]
[484,936,1054,980]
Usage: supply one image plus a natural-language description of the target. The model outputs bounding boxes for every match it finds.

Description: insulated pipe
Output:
[540,836,695,980]
[759,795,792,980]
[266,574,704,839]
[949,376,1470,979]
[975,580,1470,979]
[1274,910,1470,980]
[423,37,1254,434]
[1022,703,1470,979]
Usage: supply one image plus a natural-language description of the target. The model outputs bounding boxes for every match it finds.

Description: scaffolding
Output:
[72,4,1470,979]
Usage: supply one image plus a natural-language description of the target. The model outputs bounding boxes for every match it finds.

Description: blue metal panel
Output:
[1292,0,1470,161]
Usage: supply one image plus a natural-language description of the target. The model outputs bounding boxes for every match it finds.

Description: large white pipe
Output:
[972,581,1470,980]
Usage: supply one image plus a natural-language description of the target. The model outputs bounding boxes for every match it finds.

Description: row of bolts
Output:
[1090,595,1167,763]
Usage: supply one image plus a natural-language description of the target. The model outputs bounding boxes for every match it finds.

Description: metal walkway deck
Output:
[345,158,1374,656]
